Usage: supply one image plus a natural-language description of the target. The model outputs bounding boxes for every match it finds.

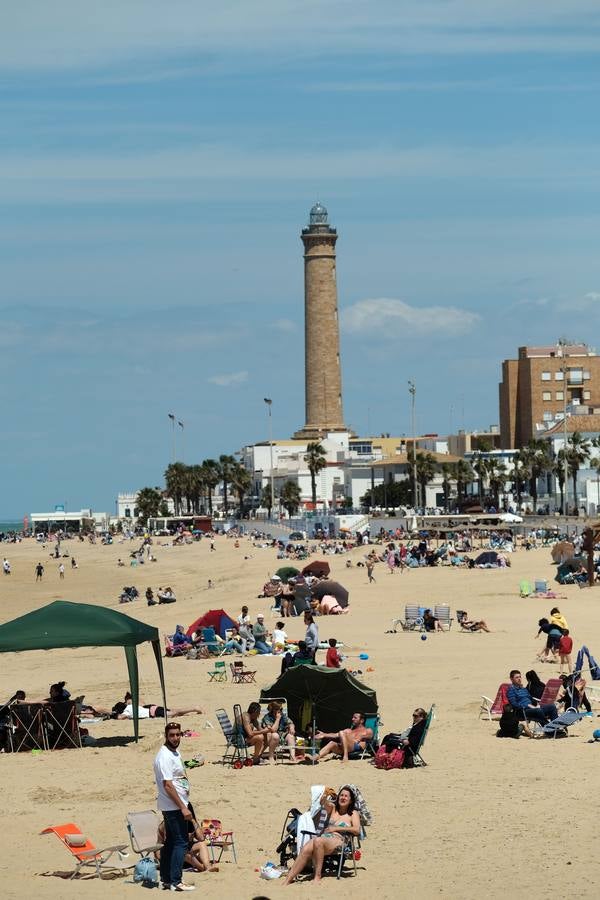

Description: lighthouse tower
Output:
[293,202,347,440]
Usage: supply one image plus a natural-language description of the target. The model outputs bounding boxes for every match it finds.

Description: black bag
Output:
[381,732,403,752]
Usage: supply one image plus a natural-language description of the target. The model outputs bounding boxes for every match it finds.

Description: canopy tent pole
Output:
[151,639,169,723]
[124,645,140,742]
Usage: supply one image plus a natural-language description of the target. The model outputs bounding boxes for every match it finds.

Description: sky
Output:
[2,1,600,517]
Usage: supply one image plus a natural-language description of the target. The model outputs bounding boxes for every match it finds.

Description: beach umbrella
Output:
[311,580,349,608]
[301,560,331,578]
[260,665,377,733]
[275,566,300,583]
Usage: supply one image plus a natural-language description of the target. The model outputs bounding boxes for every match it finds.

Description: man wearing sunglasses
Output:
[153,722,195,892]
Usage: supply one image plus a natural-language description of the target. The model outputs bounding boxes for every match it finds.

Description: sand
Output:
[0,533,598,899]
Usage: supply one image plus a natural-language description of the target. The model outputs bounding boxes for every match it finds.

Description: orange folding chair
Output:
[41,823,133,878]
[200,818,237,863]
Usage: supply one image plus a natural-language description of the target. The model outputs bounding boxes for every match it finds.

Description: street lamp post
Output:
[168,413,176,463]
[178,420,185,463]
[408,381,418,510]
[264,398,275,522]
[559,340,569,528]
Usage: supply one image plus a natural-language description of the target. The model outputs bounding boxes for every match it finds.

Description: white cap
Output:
[257,613,265,619]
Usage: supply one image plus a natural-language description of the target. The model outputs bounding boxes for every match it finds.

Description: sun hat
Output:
[257,613,265,619]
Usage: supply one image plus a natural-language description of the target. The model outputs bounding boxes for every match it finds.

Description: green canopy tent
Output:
[0,600,167,741]
[260,665,377,734]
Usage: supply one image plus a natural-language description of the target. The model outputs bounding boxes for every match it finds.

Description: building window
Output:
[541,372,551,381]
[556,391,564,401]
[555,371,564,381]
[542,412,553,422]
[124,508,131,518]
[584,371,591,380]
[542,391,551,401]
[569,368,583,384]
[584,390,591,400]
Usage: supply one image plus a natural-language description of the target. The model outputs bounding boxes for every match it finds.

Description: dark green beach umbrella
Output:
[275,566,300,583]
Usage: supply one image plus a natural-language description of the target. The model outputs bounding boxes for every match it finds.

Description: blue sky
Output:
[2,1,600,516]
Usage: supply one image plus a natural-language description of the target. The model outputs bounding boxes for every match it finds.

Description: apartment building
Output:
[499,343,600,448]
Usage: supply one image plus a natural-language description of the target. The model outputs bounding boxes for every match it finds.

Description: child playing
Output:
[558,629,573,674]
[325,637,342,668]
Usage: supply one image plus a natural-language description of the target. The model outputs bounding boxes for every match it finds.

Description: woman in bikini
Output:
[283,786,361,885]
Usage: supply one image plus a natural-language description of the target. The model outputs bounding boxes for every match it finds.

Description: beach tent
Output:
[311,580,349,608]
[474,551,499,566]
[260,665,377,734]
[301,560,331,578]
[0,600,166,741]
[275,566,300,583]
[186,609,236,640]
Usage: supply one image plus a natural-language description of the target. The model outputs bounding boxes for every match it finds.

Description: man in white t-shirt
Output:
[153,722,195,892]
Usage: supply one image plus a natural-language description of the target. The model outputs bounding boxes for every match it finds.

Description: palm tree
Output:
[590,456,600,513]
[187,464,206,514]
[304,442,327,509]
[136,486,163,523]
[486,460,508,510]
[454,459,474,503]
[164,462,187,516]
[471,452,488,506]
[510,450,529,512]
[260,483,274,519]
[201,459,220,514]
[218,454,236,515]
[566,431,592,514]
[280,480,301,518]
[520,439,551,513]
[231,463,252,518]
[415,452,437,508]
[439,463,454,512]
[552,450,567,514]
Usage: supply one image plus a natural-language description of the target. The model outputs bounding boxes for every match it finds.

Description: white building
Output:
[30,508,108,533]
[116,492,174,520]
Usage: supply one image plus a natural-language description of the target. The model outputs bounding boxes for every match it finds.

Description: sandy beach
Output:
[0,534,598,899]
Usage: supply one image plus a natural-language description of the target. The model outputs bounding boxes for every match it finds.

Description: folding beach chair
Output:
[406,704,435,767]
[216,705,251,768]
[538,678,562,707]
[126,809,163,860]
[519,580,533,598]
[202,626,224,656]
[392,605,424,632]
[230,660,257,683]
[534,579,548,594]
[349,713,381,760]
[200,818,237,863]
[434,605,453,630]
[44,701,81,750]
[479,684,510,721]
[208,660,227,682]
[542,707,586,738]
[9,702,46,752]
[41,823,133,879]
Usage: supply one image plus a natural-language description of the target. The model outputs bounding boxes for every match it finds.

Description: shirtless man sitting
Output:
[309,712,373,764]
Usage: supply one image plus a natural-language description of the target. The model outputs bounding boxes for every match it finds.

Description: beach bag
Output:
[374,746,405,770]
[133,857,158,885]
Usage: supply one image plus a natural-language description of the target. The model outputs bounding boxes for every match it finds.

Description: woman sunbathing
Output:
[283,786,360,885]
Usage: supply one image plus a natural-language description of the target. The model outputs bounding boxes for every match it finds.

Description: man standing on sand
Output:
[58,563,65,579]
[3,558,10,575]
[35,562,44,582]
[153,721,196,892]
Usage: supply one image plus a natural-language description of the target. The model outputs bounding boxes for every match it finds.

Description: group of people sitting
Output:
[261,574,347,617]
[496,667,592,739]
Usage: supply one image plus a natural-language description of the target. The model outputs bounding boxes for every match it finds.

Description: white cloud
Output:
[270,318,297,333]
[342,298,480,337]
[207,370,248,387]
[2,1,600,71]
